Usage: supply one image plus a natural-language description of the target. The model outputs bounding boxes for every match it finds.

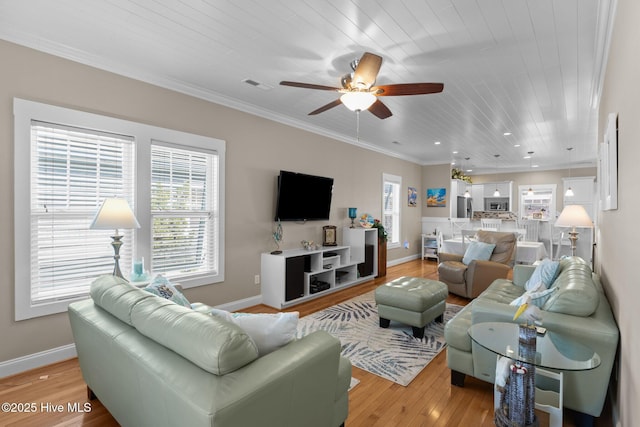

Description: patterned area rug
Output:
[297,290,462,387]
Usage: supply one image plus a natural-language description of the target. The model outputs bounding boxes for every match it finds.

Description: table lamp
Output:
[348,207,357,228]
[90,198,140,280]
[554,205,593,256]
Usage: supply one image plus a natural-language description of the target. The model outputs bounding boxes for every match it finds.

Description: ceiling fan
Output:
[280,52,444,119]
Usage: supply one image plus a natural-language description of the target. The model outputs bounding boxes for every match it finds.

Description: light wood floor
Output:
[0,259,612,426]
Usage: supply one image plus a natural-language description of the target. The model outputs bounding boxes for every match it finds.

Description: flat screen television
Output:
[274,170,334,221]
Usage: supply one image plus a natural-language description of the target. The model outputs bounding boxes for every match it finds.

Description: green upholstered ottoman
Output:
[374,276,448,338]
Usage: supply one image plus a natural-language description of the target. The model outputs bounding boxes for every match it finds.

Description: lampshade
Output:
[555,205,593,228]
[340,92,376,111]
[90,198,140,230]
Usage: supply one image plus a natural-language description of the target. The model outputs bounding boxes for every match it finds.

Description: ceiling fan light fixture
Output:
[340,91,376,111]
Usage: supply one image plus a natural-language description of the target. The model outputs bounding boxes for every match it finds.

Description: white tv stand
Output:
[261,227,378,309]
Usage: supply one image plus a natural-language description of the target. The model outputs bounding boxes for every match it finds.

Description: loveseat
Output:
[68,275,351,427]
[444,256,619,422]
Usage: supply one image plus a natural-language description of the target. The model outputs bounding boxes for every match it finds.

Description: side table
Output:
[421,233,439,261]
[469,322,600,427]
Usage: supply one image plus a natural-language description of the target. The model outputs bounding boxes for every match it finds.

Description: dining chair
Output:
[450,218,470,238]
[480,218,502,231]
[517,219,540,242]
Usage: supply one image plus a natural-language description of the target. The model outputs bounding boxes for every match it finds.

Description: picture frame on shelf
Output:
[322,225,337,246]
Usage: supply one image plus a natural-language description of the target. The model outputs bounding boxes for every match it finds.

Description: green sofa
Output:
[444,257,619,422]
[68,276,351,427]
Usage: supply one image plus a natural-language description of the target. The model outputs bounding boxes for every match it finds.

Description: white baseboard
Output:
[388,253,420,267]
[214,294,263,312]
[0,344,77,379]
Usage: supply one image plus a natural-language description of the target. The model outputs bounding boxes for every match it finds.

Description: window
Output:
[518,184,557,220]
[14,99,225,320]
[382,173,402,247]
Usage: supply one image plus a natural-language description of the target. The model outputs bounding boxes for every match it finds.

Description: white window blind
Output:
[382,173,401,246]
[151,143,219,279]
[30,121,135,303]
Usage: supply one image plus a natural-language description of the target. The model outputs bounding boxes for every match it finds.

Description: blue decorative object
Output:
[348,207,357,228]
[462,241,496,265]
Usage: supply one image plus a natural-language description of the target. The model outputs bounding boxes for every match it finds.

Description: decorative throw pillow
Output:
[510,284,557,308]
[143,275,191,308]
[525,258,560,291]
[462,241,496,265]
[210,309,299,357]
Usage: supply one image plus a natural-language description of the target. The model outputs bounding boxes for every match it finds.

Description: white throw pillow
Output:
[209,309,299,357]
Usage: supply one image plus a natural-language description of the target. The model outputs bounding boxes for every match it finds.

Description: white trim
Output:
[387,254,420,267]
[0,344,77,379]
[213,295,263,313]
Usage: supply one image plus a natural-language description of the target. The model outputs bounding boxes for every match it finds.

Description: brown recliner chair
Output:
[438,230,517,298]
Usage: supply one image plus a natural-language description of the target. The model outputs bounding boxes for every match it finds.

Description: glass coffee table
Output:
[469,322,601,427]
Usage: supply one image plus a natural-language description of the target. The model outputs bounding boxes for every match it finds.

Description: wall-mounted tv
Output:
[274,170,334,221]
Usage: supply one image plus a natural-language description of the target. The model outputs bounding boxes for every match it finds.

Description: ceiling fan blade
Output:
[280,81,341,91]
[372,82,444,96]
[352,52,383,89]
[368,99,393,119]
[308,99,343,115]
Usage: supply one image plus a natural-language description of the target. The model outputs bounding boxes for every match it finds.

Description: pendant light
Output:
[462,157,471,197]
[493,154,500,197]
[526,151,534,196]
[565,147,575,197]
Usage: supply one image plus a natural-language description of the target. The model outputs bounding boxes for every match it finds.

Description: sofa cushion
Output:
[90,275,155,325]
[130,296,259,375]
[542,257,599,316]
[462,241,495,265]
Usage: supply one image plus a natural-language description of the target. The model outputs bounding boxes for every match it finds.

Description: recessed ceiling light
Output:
[434,141,441,145]
[532,164,539,168]
[523,155,531,159]
[451,161,456,165]
[466,169,473,172]
[513,144,521,148]
[452,150,458,154]
[503,132,512,136]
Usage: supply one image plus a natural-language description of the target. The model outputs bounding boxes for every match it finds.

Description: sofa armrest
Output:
[465,260,512,298]
[512,264,536,288]
[438,252,463,263]
[213,330,348,427]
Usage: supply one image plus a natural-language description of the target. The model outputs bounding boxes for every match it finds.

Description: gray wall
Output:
[0,39,423,363]
[597,0,640,424]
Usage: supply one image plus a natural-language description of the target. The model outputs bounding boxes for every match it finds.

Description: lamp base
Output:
[110,234,128,281]
[568,227,579,257]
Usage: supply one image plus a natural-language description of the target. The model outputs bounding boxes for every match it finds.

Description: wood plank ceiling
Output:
[0,0,616,173]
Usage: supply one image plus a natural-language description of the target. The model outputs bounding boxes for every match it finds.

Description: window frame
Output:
[14,98,225,321]
[382,173,402,249]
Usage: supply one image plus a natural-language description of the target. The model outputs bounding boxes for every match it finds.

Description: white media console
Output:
[261,227,378,309]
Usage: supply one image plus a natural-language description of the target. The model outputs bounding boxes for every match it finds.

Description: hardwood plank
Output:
[0,259,612,426]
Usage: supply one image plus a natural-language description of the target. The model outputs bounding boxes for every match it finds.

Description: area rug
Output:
[297,290,463,386]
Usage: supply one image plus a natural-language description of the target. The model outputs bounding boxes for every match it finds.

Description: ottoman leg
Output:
[435,314,444,323]
[412,326,425,339]
[379,318,390,328]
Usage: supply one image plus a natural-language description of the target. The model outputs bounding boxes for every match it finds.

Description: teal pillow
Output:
[144,275,191,308]
[525,258,560,291]
[462,241,496,265]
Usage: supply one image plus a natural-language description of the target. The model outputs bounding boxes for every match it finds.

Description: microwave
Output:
[485,198,509,211]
